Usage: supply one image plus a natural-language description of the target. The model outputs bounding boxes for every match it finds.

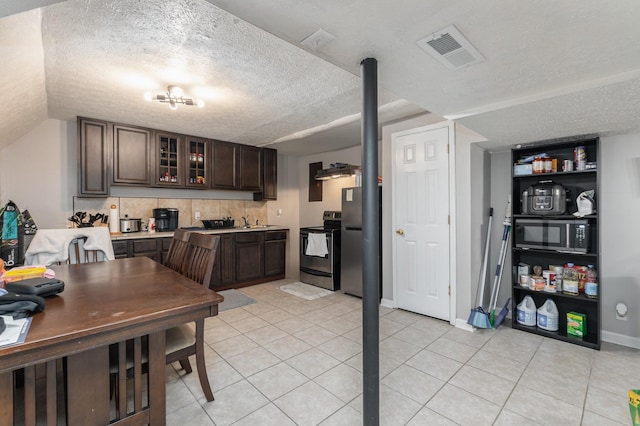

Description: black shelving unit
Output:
[511,136,600,349]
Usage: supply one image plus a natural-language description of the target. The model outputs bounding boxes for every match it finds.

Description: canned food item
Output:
[543,270,557,292]
[533,157,544,174]
[574,146,586,170]
[549,265,564,292]
[531,276,546,291]
[519,274,531,288]
[562,159,573,172]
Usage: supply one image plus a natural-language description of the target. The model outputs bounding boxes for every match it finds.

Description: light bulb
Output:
[169,86,184,98]
[197,99,205,108]
[144,92,153,102]
[169,101,178,110]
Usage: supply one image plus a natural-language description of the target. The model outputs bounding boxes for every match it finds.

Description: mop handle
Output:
[476,208,493,306]
[488,196,512,312]
[490,225,511,312]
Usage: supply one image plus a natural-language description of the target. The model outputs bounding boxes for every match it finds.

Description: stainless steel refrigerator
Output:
[341,186,381,298]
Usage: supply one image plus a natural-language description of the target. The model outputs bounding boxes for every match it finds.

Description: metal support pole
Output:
[361,57,379,426]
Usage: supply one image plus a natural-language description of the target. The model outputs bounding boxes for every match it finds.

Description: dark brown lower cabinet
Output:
[110,237,171,262]
[265,231,287,276]
[213,234,236,288]
[235,232,265,282]
[112,240,129,259]
[113,230,287,290]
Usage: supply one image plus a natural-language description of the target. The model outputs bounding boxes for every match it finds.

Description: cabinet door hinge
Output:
[448,285,451,296]
[447,144,450,154]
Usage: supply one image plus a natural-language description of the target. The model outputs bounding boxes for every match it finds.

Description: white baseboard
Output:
[380,298,395,309]
[602,330,640,349]
[454,318,475,332]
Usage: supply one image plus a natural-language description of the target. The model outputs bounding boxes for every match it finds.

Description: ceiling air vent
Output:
[416,25,485,71]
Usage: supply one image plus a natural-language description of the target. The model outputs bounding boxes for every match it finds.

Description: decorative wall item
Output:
[309,162,323,202]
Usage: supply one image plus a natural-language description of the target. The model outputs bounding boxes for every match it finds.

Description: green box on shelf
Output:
[567,312,586,338]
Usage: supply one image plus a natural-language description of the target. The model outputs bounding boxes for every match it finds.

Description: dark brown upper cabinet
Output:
[78,117,109,196]
[211,140,239,190]
[155,132,183,187]
[112,124,153,186]
[185,136,210,189]
[212,142,266,192]
[78,117,277,196]
[262,148,277,200]
[239,145,262,191]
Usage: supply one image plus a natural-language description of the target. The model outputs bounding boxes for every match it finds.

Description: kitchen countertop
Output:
[110,225,289,240]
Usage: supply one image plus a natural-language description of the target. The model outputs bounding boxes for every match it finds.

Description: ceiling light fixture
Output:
[144,85,204,109]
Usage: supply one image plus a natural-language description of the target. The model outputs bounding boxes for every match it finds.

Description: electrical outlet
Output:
[194,211,201,220]
[616,302,628,320]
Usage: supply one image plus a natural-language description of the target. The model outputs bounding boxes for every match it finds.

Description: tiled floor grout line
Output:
[167,281,635,425]
[490,332,542,426]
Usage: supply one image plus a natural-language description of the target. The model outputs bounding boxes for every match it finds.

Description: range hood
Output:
[315,163,360,180]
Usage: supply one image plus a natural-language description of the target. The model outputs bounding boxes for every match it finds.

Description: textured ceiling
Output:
[208,0,640,150]
[2,0,640,155]
[0,0,419,154]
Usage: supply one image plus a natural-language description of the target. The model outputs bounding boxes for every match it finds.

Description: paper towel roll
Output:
[109,204,120,233]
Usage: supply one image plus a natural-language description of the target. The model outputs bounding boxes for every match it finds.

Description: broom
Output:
[467,208,493,329]
[488,196,512,327]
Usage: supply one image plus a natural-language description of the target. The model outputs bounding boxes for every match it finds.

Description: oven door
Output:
[299,230,333,274]
[515,219,569,250]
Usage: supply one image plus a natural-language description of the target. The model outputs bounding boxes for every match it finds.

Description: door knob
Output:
[396,229,404,236]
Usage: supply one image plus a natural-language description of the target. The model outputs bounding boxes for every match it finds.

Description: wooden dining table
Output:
[0,256,223,425]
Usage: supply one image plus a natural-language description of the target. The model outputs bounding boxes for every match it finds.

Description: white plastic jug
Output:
[537,299,559,331]
[517,295,537,326]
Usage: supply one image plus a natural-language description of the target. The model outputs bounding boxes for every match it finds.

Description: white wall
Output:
[466,144,492,309]
[488,150,513,316]
[599,133,640,347]
[266,154,300,279]
[0,118,75,228]
[456,125,490,324]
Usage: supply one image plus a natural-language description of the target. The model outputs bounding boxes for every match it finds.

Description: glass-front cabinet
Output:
[186,137,209,188]
[156,132,182,187]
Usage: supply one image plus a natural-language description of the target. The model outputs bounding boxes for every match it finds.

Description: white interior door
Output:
[392,125,450,320]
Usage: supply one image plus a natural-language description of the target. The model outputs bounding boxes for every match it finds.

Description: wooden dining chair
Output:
[164,233,220,401]
[68,237,100,264]
[163,228,191,272]
[109,229,191,410]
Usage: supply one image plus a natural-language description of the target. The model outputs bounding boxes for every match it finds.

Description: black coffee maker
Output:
[153,208,178,232]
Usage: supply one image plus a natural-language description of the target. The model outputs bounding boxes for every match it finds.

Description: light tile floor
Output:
[166,279,638,425]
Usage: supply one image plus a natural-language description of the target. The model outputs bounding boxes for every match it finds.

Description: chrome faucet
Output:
[241,216,249,227]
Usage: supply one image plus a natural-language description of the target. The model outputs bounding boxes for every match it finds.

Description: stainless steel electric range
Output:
[299,211,341,291]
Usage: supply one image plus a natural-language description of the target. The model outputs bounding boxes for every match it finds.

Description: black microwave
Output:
[514,218,589,253]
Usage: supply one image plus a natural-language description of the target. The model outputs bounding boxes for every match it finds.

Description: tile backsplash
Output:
[73,197,267,228]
